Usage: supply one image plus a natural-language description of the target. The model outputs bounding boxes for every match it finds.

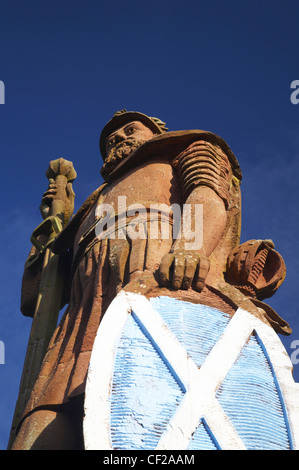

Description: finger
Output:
[43,188,57,197]
[194,257,210,291]
[46,179,57,192]
[41,196,53,206]
[40,204,49,217]
[159,253,175,287]
[172,253,185,290]
[41,192,56,205]
[181,255,198,290]
[39,201,51,220]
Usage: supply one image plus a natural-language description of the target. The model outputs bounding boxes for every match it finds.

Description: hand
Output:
[159,250,210,292]
[39,178,75,224]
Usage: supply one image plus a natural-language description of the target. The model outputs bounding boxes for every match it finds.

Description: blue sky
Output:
[0,0,299,450]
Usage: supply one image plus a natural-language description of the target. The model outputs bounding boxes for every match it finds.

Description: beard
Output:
[101,138,147,179]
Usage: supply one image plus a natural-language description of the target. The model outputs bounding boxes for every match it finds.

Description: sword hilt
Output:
[29,158,77,267]
[46,158,77,224]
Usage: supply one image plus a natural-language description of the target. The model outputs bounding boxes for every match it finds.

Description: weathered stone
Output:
[11,110,290,450]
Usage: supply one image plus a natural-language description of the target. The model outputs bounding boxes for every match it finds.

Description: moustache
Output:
[113,138,137,151]
[101,138,146,179]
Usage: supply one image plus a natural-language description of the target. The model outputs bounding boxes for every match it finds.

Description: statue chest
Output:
[100,161,182,210]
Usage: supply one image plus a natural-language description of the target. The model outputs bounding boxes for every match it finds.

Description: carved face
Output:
[105,121,154,158]
[102,121,155,178]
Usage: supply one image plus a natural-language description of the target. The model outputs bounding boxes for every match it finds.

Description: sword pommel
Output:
[46,157,77,183]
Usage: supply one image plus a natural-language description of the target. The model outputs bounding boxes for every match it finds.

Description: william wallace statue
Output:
[10,110,290,450]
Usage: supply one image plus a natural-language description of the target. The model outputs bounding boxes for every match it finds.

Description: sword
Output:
[7,158,77,449]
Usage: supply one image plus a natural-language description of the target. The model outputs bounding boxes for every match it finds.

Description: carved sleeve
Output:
[172,140,233,208]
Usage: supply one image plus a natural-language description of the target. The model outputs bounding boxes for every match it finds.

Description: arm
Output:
[20,170,75,317]
[159,140,231,291]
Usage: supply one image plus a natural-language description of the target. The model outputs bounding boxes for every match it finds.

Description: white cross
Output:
[128,294,255,450]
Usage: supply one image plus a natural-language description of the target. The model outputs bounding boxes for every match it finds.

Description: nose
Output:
[114,130,127,144]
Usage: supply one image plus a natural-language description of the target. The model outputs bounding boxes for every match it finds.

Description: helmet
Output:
[99,109,168,160]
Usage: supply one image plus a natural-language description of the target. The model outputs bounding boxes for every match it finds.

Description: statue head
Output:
[99,110,168,178]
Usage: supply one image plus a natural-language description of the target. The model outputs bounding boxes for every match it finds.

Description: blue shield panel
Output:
[84,293,298,450]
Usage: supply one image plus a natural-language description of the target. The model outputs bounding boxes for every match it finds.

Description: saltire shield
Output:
[84,292,299,450]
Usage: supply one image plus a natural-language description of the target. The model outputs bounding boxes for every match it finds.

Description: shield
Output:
[83,291,299,450]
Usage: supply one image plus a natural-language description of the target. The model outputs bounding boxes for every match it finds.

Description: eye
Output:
[125,126,134,135]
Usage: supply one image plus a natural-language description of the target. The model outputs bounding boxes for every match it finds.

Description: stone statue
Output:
[10,110,290,450]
